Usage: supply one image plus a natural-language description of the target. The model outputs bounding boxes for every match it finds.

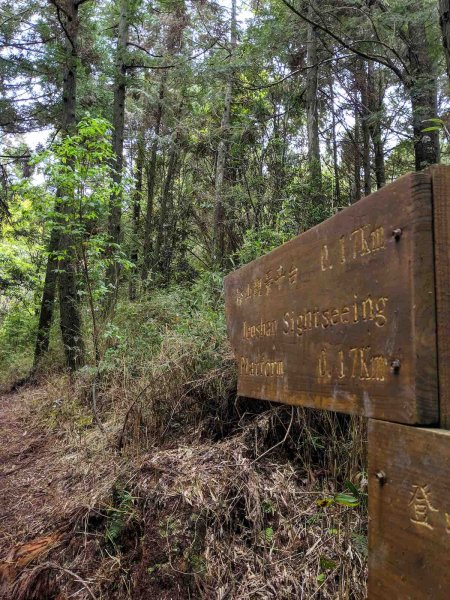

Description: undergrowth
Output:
[0,272,368,599]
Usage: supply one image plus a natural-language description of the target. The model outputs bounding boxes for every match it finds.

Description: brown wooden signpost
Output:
[224,166,450,599]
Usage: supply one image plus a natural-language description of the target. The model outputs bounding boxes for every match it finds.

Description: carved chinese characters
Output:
[224,172,438,424]
[368,421,450,599]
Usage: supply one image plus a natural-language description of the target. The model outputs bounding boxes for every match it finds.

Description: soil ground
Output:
[0,391,59,549]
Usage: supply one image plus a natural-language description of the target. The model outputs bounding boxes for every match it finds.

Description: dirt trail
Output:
[0,390,61,552]
[0,388,123,599]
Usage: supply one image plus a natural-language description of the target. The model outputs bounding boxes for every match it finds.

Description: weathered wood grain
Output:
[224,172,438,424]
[368,420,450,599]
[429,165,450,428]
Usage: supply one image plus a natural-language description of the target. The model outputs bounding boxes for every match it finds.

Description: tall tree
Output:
[305,4,322,197]
[106,0,130,306]
[439,0,450,79]
[213,0,237,267]
[141,76,165,283]
[367,61,386,189]
[34,0,89,371]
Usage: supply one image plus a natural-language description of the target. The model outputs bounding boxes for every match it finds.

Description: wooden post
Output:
[429,166,450,427]
[368,421,450,599]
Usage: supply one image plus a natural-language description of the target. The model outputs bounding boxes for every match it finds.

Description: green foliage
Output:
[237,227,290,265]
[105,484,136,548]
[0,303,38,384]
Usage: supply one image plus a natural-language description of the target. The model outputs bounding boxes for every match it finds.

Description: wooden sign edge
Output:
[409,171,438,424]
[428,165,450,428]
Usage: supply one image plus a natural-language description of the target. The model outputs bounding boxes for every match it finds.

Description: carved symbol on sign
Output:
[409,484,439,530]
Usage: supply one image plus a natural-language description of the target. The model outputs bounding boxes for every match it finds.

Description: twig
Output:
[251,407,294,464]
[42,561,96,600]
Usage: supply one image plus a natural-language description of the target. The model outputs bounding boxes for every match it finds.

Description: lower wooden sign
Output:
[368,420,450,599]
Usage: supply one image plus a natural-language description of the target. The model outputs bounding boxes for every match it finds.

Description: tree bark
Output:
[154,142,179,281]
[359,62,371,197]
[57,0,85,370]
[439,0,450,80]
[305,6,322,197]
[408,15,440,170]
[213,0,236,267]
[329,73,341,206]
[33,228,59,369]
[34,0,85,372]
[106,0,129,303]
[367,61,386,189]
[353,105,361,203]
[129,133,144,301]
[141,78,165,283]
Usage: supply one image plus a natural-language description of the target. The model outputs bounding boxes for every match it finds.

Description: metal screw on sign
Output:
[391,359,401,373]
[392,228,402,241]
[375,471,386,486]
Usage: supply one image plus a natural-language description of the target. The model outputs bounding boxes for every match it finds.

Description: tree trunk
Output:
[408,16,440,170]
[33,228,59,369]
[129,134,144,301]
[213,0,236,267]
[439,0,450,79]
[141,78,165,283]
[154,143,179,281]
[305,6,322,197]
[360,62,371,197]
[353,106,361,203]
[57,1,84,369]
[367,61,386,189]
[329,73,341,206]
[34,0,85,371]
[106,0,129,302]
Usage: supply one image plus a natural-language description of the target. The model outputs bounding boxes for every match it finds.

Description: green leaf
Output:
[263,527,274,542]
[344,480,359,497]
[334,493,359,507]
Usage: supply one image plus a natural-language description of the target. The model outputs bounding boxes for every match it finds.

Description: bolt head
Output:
[391,359,401,373]
[376,471,386,485]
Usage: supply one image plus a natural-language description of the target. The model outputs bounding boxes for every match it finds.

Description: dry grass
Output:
[0,288,368,599]
[1,374,367,599]
[132,408,367,599]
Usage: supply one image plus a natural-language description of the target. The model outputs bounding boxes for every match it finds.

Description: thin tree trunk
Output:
[129,134,144,301]
[154,143,179,280]
[353,106,361,203]
[213,0,236,267]
[360,62,371,197]
[305,5,322,197]
[329,73,341,205]
[141,78,165,282]
[439,0,450,80]
[408,15,440,170]
[367,62,386,189]
[106,0,129,302]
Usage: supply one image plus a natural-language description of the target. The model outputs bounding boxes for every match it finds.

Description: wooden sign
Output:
[224,172,438,424]
[368,420,450,599]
